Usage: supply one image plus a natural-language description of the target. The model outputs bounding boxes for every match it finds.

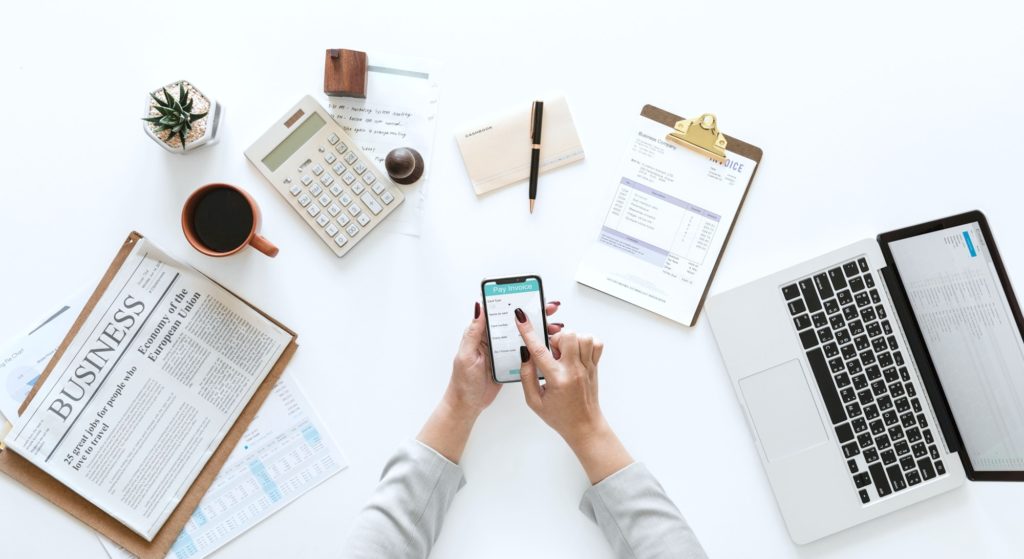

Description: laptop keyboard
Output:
[782,257,946,505]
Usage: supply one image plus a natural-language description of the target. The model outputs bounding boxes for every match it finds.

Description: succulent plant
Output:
[142,82,208,147]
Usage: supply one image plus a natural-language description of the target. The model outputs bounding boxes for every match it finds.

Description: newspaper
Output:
[2,237,292,541]
[98,372,346,559]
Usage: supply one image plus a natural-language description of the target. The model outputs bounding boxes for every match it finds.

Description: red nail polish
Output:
[549,300,561,306]
[520,345,530,362]
[474,302,481,319]
[551,322,565,328]
[515,308,526,323]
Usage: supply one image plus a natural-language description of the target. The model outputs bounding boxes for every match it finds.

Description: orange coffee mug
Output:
[182,183,279,257]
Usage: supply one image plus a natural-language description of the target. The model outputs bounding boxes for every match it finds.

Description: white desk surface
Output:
[2,1,1023,557]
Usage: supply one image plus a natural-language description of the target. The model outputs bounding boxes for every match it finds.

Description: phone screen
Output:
[482,276,547,383]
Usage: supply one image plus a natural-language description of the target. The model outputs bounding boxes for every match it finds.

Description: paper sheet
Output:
[98,372,347,559]
[576,115,757,326]
[327,53,440,237]
[0,291,88,423]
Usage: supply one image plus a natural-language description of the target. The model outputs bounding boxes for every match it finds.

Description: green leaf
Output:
[164,130,175,141]
[189,111,208,123]
[153,106,176,117]
[178,82,186,104]
[178,129,187,147]
[150,91,170,108]
[162,87,173,106]
[141,115,163,123]
[183,98,193,112]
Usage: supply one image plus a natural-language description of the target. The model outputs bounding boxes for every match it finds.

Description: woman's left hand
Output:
[444,300,564,417]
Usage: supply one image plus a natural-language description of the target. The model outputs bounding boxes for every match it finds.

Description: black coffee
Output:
[192,188,254,253]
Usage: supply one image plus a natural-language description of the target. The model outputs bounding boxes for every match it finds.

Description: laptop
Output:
[706,211,1024,543]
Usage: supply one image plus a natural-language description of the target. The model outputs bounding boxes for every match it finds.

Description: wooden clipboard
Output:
[0,231,298,559]
[644,105,763,326]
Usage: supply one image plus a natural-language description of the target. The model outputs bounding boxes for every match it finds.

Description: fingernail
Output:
[515,308,527,323]
[474,302,480,319]
[551,322,565,328]
[549,300,561,306]
[520,345,530,362]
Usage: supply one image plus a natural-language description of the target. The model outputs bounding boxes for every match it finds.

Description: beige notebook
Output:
[455,94,585,195]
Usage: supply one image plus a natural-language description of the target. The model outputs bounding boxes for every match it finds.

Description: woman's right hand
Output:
[514,308,633,483]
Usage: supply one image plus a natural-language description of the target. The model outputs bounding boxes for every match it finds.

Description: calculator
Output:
[244,96,405,257]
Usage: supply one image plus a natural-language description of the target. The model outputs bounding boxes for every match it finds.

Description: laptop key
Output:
[818,328,834,343]
[800,329,818,349]
[830,357,846,373]
[830,315,846,329]
[837,290,853,306]
[836,329,852,345]
[824,299,841,315]
[894,440,910,456]
[935,460,946,475]
[907,427,921,443]
[918,457,936,480]
[882,320,893,335]
[849,277,866,293]
[906,470,922,486]
[843,441,860,458]
[852,417,868,433]
[866,365,882,381]
[806,348,847,424]
[870,420,885,435]
[843,306,859,321]
[917,412,928,427]
[789,300,807,315]
[864,447,880,463]
[900,412,916,428]
[829,267,848,290]
[900,455,916,471]
[857,432,873,449]
[835,422,854,443]
[848,458,859,473]
[814,273,834,299]
[859,489,871,504]
[883,410,898,425]
[869,463,892,496]
[858,258,869,272]
[799,279,822,312]
[857,388,873,405]
[924,429,934,444]
[855,292,871,308]
[865,273,875,288]
[824,343,840,358]
[870,289,882,304]
[794,315,812,330]
[912,442,928,458]
[813,312,828,328]
[835,372,851,387]
[864,404,879,420]
[844,402,862,418]
[929,445,940,460]
[887,465,907,492]
[882,449,897,465]
[854,472,872,488]
[844,262,860,277]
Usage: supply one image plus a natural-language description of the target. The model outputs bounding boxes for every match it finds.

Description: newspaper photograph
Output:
[2,236,292,541]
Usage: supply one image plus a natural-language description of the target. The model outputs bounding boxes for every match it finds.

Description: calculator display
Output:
[262,112,326,171]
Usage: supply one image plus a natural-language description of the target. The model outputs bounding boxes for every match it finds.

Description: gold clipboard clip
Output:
[666,113,728,163]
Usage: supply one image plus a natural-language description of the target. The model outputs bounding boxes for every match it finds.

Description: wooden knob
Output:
[385,147,424,185]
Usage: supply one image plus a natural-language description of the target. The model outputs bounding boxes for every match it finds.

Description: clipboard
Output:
[0,231,298,559]
[577,105,763,326]
[641,104,764,325]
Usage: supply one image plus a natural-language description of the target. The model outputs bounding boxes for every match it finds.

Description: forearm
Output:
[565,420,634,484]
[417,392,480,464]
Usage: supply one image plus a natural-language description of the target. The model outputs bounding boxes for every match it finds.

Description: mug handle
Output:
[250,234,279,257]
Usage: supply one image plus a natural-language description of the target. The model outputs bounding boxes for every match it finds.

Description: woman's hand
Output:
[515,309,633,483]
[418,301,564,463]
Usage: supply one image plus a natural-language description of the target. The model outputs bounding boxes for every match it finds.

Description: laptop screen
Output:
[888,221,1024,472]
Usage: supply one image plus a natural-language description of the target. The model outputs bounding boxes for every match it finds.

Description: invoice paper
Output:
[98,372,347,559]
[0,291,87,422]
[327,53,440,237]
[576,115,757,326]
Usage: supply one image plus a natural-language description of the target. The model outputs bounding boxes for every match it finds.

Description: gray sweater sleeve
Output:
[579,463,708,559]
[341,440,465,559]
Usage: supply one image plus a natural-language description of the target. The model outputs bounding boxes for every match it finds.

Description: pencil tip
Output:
[530,200,535,213]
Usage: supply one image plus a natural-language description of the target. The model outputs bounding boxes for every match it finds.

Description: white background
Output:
[2,1,1023,557]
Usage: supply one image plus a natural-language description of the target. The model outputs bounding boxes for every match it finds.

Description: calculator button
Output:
[348,203,361,216]
[357,213,371,226]
[325,223,339,237]
[309,184,323,197]
[324,152,337,164]
[306,204,321,217]
[346,224,360,237]
[328,204,342,217]
[352,182,365,195]
[340,193,353,206]
[336,214,351,227]
[335,142,348,154]
[344,152,358,165]
[329,184,343,197]
[320,173,334,186]
[332,163,346,175]
[301,175,313,186]
[353,162,367,175]
[298,194,312,207]
[371,181,385,194]
[318,194,331,207]
[361,193,383,215]
[342,172,356,185]
[327,133,340,145]
[333,233,348,247]
[288,184,302,196]
[316,214,330,227]
[312,164,325,176]
[381,191,395,204]
[363,172,377,185]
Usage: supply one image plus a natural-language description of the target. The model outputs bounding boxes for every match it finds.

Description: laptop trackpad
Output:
[740,359,828,463]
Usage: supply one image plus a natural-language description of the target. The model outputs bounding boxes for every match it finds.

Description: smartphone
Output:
[481,275,549,383]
